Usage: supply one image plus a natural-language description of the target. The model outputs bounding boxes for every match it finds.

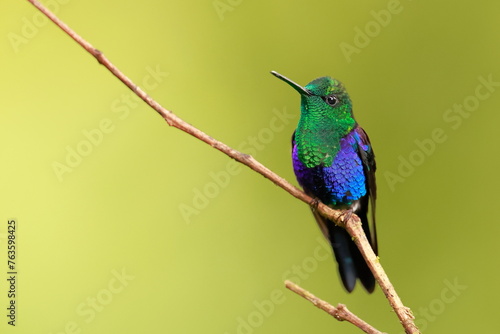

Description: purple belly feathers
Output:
[292,127,367,206]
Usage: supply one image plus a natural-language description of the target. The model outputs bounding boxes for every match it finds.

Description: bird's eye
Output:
[324,95,339,106]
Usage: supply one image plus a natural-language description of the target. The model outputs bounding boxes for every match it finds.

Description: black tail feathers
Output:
[328,223,376,293]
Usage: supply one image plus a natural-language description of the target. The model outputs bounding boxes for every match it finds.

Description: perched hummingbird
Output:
[271,71,377,293]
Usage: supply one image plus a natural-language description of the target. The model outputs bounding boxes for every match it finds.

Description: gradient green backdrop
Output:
[1,0,499,333]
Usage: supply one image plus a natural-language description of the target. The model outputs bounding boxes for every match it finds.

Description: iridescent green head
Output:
[271,71,356,167]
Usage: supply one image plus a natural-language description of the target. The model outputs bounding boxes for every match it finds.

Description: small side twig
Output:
[26,1,420,333]
[285,280,386,334]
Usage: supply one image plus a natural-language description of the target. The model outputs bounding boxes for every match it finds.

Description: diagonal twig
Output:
[25,1,420,333]
[285,280,387,334]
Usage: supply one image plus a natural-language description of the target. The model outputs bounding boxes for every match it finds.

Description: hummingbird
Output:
[271,71,377,293]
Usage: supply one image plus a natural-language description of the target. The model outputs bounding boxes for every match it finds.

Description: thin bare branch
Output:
[285,280,386,334]
[26,1,420,333]
[344,216,418,333]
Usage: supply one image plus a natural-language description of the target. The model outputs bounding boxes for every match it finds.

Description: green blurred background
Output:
[1,0,499,333]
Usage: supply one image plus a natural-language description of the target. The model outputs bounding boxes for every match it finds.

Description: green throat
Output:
[295,100,356,168]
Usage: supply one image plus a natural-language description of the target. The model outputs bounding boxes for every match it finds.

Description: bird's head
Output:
[270,71,354,122]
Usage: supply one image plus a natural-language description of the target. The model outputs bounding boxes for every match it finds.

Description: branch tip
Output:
[284,281,386,334]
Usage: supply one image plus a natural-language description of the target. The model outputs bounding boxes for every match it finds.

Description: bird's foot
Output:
[338,209,354,227]
[309,197,320,210]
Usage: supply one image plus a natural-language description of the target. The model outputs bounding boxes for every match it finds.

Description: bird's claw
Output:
[309,197,320,210]
[339,209,354,226]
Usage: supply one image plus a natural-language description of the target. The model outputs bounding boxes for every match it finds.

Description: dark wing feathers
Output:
[355,127,377,254]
